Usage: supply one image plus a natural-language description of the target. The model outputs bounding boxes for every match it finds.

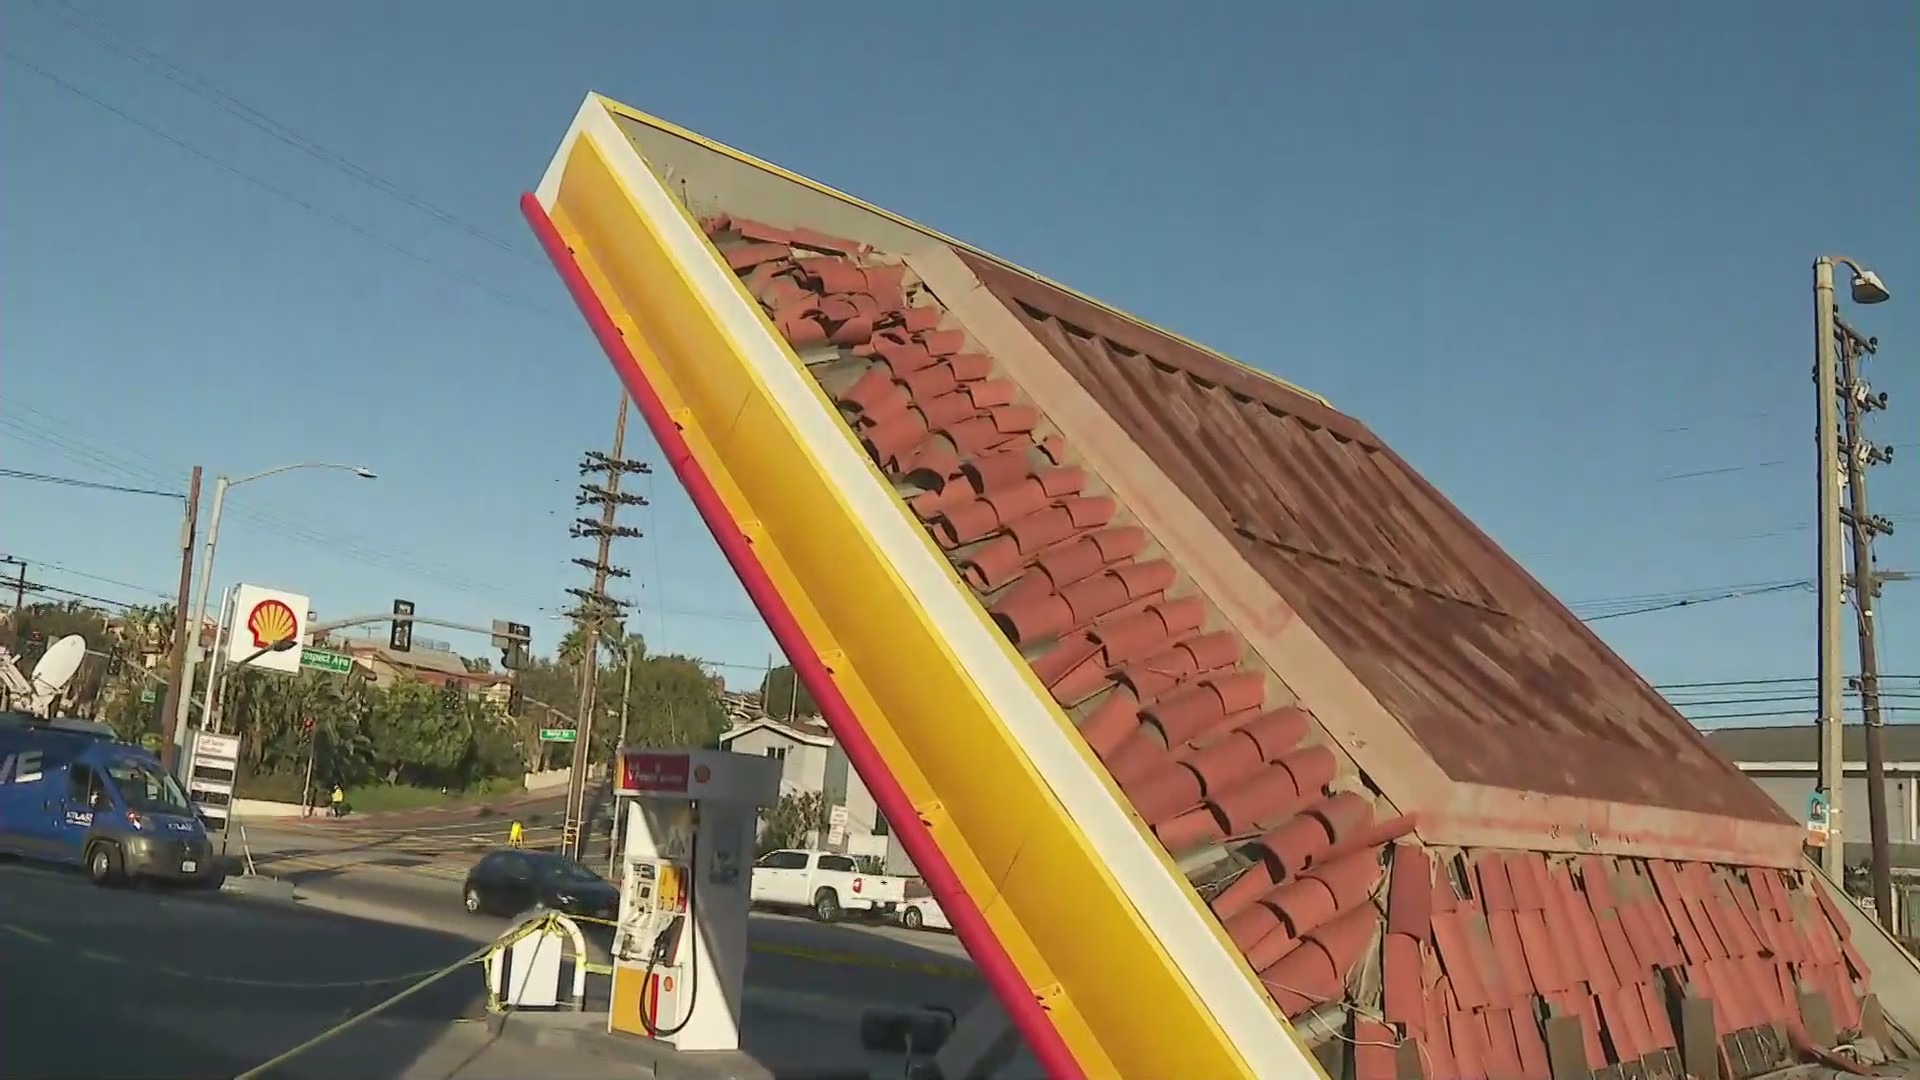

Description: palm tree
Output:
[558,621,638,667]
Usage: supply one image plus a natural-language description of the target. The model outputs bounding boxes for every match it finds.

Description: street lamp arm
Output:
[1818,254,1892,305]
[230,462,377,487]
[308,613,530,640]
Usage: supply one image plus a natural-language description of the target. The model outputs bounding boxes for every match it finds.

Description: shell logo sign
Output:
[246,600,297,649]
[226,584,311,675]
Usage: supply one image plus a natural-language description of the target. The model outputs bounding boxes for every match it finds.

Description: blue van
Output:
[0,712,222,888]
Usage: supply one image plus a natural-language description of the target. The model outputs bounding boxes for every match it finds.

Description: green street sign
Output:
[538,728,578,743]
[300,648,355,675]
[139,688,157,704]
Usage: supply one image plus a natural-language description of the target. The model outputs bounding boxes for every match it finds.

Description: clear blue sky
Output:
[2,2,1914,721]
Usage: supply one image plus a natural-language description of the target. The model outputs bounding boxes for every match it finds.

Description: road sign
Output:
[188,729,241,833]
[139,688,157,704]
[538,727,578,743]
[229,585,311,675]
[1806,790,1831,848]
[299,648,355,675]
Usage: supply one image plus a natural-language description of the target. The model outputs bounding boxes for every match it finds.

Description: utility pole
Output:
[158,466,202,772]
[3,556,25,613]
[1810,254,1890,885]
[1836,312,1899,932]
[561,395,651,859]
[608,642,636,877]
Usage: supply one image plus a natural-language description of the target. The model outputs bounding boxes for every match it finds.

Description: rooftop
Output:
[593,101,1897,1074]
[1706,723,1920,765]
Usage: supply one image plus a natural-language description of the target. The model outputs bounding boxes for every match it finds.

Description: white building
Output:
[719,716,915,876]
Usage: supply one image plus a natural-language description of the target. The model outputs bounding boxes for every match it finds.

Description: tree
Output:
[759,664,817,722]
[622,654,728,751]
[367,679,470,786]
[759,790,826,854]
[2,601,114,712]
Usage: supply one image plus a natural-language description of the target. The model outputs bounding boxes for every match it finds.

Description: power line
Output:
[0,405,548,608]
[1668,692,1920,709]
[1577,580,1810,622]
[16,579,149,611]
[0,403,770,633]
[0,465,183,498]
[1655,675,1920,691]
[38,0,539,266]
[0,554,170,600]
[0,49,561,319]
[1684,706,1920,725]
[1656,442,1916,483]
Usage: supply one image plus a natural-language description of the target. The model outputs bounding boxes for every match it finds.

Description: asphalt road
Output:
[241,815,979,1001]
[0,852,991,1079]
[0,856,611,1079]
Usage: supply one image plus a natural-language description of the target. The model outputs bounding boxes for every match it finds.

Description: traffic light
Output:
[493,619,531,671]
[507,685,525,718]
[301,717,315,735]
[389,599,415,653]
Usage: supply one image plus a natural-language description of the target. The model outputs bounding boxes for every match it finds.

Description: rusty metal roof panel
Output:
[959,252,1787,829]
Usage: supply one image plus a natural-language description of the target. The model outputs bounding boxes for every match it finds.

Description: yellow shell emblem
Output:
[246,599,298,649]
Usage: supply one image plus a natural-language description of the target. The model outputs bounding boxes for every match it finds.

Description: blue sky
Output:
[1,2,1914,722]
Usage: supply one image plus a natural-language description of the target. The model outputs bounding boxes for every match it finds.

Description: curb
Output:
[220,874,298,902]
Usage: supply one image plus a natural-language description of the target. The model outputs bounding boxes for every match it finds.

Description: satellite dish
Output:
[29,635,86,713]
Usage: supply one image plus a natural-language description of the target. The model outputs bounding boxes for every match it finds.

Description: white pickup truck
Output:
[749,848,907,922]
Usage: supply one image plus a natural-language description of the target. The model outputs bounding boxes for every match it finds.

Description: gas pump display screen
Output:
[619,751,691,794]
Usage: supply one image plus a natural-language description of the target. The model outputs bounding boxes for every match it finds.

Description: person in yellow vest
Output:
[508,820,525,848]
[329,784,345,818]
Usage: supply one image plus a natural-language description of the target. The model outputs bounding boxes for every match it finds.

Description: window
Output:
[819,855,857,873]
[106,759,191,814]
[754,851,807,870]
[67,765,95,802]
[764,747,787,762]
[872,811,890,838]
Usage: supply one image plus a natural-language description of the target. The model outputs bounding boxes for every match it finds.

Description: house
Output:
[327,638,512,704]
[719,715,915,875]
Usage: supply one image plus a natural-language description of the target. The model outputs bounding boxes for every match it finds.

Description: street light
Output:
[1811,255,1888,880]
[169,463,376,769]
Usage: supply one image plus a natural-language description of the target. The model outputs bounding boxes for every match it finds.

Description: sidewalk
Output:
[479,992,912,1080]
[225,988,918,1079]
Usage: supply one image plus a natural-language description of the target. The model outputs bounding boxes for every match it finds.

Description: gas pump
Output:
[607,747,781,1052]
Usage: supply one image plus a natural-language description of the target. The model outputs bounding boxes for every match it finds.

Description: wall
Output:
[725,727,828,793]
[1748,771,1920,843]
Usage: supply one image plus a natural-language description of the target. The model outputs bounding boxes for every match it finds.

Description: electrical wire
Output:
[38,0,540,266]
[1577,580,1811,622]
[0,49,562,319]
[1657,441,1916,483]
[16,580,152,611]
[0,466,183,498]
[1655,675,1920,691]
[0,555,171,600]
[1,405,549,609]
[1683,705,1920,724]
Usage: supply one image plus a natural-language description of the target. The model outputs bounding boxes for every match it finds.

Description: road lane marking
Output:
[747,940,977,979]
